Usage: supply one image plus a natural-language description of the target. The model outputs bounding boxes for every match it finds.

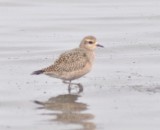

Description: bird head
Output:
[80,36,104,51]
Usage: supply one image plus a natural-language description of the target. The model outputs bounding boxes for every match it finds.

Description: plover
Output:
[32,36,103,93]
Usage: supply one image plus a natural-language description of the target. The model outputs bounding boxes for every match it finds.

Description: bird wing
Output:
[43,48,89,73]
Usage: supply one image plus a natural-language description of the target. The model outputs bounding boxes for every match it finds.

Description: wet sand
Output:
[0,0,160,130]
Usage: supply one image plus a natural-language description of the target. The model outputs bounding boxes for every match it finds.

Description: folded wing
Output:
[43,48,89,74]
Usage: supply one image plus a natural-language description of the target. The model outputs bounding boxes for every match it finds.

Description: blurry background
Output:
[0,0,160,130]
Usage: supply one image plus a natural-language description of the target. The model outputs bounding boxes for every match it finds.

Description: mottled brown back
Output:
[43,48,89,74]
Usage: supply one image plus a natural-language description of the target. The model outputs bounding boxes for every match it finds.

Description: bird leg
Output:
[77,83,83,93]
[63,80,71,93]
[70,83,83,93]
[63,80,83,93]
[68,80,71,93]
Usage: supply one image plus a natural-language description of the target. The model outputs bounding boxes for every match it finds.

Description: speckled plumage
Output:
[32,36,103,93]
[43,48,94,80]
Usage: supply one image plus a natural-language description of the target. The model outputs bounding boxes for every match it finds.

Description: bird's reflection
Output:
[34,94,96,130]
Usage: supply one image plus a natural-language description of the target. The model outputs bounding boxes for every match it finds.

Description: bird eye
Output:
[88,41,93,44]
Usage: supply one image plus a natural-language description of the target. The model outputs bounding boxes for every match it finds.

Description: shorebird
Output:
[32,36,103,93]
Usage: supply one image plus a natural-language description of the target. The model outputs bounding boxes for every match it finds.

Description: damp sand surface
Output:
[0,0,160,130]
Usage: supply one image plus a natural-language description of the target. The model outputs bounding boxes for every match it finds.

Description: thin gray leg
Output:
[77,83,83,93]
[63,80,71,93]
[68,80,71,93]
[62,80,83,93]
[68,82,83,93]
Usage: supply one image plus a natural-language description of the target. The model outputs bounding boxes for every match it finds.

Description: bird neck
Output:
[84,49,95,64]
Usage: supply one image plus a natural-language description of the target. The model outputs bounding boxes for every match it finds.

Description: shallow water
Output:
[0,0,160,130]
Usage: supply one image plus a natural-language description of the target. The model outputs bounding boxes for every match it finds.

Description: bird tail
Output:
[34,100,44,105]
[31,70,44,75]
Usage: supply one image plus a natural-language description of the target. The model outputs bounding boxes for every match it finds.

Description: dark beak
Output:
[96,44,104,48]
